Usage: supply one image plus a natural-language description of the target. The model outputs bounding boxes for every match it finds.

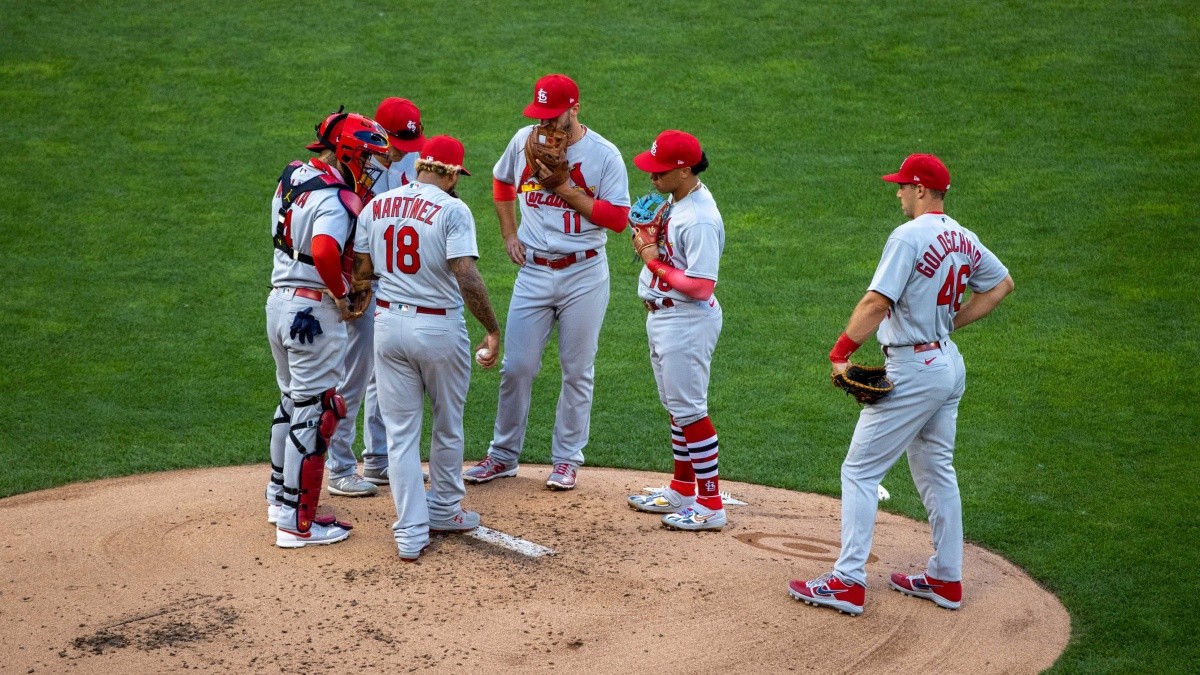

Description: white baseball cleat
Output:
[628,486,696,514]
[275,520,353,548]
[661,504,727,531]
[267,504,282,524]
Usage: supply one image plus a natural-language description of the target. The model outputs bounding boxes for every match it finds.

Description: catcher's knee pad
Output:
[318,388,347,447]
[291,388,346,457]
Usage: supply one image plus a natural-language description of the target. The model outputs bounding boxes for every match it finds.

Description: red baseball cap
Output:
[418,135,471,176]
[633,130,703,173]
[374,97,426,153]
[523,74,579,119]
[881,153,951,191]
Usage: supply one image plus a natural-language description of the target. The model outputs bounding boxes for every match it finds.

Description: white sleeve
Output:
[492,130,525,185]
[594,147,630,207]
[867,236,917,302]
[679,221,722,281]
[444,203,479,260]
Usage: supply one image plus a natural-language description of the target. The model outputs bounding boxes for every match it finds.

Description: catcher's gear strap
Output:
[289,388,347,456]
[273,161,355,265]
[590,200,630,232]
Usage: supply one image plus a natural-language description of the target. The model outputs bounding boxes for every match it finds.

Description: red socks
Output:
[669,418,695,496]
[682,416,722,510]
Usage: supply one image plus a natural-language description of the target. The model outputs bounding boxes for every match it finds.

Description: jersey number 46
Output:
[937,264,970,312]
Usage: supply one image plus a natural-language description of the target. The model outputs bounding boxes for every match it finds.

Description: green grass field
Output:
[2,1,1197,671]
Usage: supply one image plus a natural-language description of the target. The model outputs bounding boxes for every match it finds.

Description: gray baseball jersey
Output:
[868,213,1009,346]
[270,161,352,290]
[369,152,418,198]
[834,210,1009,588]
[356,181,478,308]
[637,185,724,303]
[495,125,630,253]
[358,179,479,557]
[484,126,629,469]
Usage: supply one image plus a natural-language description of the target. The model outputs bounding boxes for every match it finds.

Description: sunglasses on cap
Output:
[388,121,424,142]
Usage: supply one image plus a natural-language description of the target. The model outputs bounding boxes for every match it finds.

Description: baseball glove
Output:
[524,125,570,190]
[344,279,373,321]
[629,193,670,258]
[832,364,894,404]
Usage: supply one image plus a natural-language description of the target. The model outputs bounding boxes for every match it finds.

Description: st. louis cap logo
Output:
[650,141,658,156]
[537,88,548,104]
[407,120,418,132]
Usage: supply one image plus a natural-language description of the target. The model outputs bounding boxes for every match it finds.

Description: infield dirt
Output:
[0,465,1069,673]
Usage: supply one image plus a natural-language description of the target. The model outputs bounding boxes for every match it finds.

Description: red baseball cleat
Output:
[888,572,962,610]
[788,572,865,616]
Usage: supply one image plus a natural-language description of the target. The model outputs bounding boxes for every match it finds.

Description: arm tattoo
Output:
[450,257,499,334]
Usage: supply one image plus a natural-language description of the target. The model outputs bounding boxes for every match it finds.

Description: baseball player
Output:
[624,131,727,531]
[353,135,502,561]
[264,112,390,547]
[324,98,428,496]
[789,154,1014,615]
[464,74,630,490]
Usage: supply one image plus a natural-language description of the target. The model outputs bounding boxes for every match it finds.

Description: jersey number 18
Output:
[383,224,421,274]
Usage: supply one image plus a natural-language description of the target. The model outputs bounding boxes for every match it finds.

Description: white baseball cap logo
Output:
[407,120,418,133]
[650,141,658,156]
[537,88,548,104]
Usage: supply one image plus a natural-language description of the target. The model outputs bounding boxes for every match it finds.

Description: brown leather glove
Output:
[524,124,570,190]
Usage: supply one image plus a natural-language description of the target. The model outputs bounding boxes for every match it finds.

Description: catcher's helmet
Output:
[307,106,349,153]
[333,113,390,197]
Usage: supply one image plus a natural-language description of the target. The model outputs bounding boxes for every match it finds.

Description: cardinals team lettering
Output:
[915,229,983,278]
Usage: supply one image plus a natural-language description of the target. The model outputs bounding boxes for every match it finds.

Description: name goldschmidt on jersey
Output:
[915,227,985,278]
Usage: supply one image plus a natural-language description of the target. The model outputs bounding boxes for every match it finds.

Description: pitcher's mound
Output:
[0,465,1068,673]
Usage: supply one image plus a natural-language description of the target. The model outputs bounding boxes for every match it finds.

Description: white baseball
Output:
[475,348,493,364]
[877,484,891,501]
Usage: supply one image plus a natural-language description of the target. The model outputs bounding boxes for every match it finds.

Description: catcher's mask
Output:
[334,114,390,198]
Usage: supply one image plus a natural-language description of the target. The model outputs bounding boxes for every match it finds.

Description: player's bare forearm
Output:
[844,291,893,344]
[494,200,526,266]
[953,275,1014,331]
[450,257,500,335]
[352,253,374,282]
[494,200,519,240]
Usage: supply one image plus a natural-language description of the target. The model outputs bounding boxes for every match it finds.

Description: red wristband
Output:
[829,332,861,364]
